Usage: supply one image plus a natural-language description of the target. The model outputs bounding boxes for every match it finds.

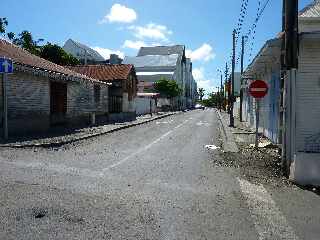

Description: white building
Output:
[63,39,105,64]
[124,45,197,111]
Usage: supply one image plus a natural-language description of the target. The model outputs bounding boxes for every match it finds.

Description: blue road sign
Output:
[0,58,13,73]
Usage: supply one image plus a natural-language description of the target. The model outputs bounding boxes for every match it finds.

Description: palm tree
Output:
[198,88,205,101]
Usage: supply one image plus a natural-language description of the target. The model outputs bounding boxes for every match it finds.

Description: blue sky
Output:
[2,0,312,94]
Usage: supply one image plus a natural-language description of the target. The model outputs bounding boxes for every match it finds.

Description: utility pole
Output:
[281,0,299,176]
[224,63,228,111]
[284,0,298,70]
[229,29,236,127]
[220,73,223,112]
[239,36,245,122]
[217,87,220,109]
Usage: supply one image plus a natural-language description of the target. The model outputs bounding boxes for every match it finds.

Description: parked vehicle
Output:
[195,104,205,110]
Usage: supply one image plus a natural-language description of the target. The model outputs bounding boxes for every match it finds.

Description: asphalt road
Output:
[0,109,319,239]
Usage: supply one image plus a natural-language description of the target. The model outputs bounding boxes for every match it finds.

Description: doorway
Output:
[50,81,67,125]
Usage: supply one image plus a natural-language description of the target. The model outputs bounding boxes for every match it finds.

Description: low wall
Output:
[108,112,136,123]
[7,115,51,136]
[135,98,156,116]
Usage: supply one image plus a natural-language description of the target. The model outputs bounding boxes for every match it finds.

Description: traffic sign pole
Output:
[255,99,260,148]
[0,57,13,140]
[3,73,8,140]
[248,80,268,149]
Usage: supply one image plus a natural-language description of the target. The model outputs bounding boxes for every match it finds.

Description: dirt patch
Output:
[214,142,292,187]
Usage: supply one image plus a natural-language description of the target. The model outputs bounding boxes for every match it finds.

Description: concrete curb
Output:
[0,112,178,148]
[216,109,239,153]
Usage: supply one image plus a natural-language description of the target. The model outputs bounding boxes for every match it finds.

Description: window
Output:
[94,85,101,104]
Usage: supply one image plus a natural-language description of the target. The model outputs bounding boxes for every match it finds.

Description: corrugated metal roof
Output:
[244,38,281,77]
[299,1,320,18]
[137,72,174,76]
[63,39,105,61]
[0,39,102,84]
[137,45,184,56]
[136,73,174,83]
[68,64,134,81]
[123,54,179,68]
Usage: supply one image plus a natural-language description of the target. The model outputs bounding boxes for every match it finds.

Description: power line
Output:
[225,0,271,74]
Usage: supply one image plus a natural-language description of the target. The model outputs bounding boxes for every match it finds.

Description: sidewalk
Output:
[216,110,239,153]
[0,112,179,148]
[216,109,285,186]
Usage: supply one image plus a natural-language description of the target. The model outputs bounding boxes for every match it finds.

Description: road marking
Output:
[156,120,174,125]
[196,121,211,127]
[205,145,220,151]
[101,120,189,173]
[237,178,299,240]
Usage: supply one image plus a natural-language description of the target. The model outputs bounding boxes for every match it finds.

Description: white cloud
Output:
[122,40,147,50]
[92,46,124,59]
[128,23,172,41]
[193,67,217,94]
[101,4,137,23]
[186,43,215,62]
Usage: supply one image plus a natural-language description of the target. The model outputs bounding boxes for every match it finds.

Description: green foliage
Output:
[1,18,79,66]
[154,78,182,98]
[7,32,15,40]
[40,43,80,66]
[198,88,205,101]
[12,31,43,55]
[200,92,222,107]
[0,17,8,34]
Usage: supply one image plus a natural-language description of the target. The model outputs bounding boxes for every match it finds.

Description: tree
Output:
[7,32,15,40]
[154,78,182,98]
[12,31,43,55]
[201,92,220,107]
[0,17,8,34]
[40,43,80,66]
[198,88,205,101]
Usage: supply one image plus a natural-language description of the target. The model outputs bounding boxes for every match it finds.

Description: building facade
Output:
[68,64,138,122]
[124,45,197,110]
[0,39,108,137]
[242,1,320,185]
[63,39,105,64]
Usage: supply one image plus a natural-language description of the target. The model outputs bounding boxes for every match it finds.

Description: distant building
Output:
[106,54,123,64]
[125,45,197,109]
[137,45,185,57]
[63,39,105,64]
[123,54,180,113]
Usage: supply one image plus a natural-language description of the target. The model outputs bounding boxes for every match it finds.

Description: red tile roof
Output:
[0,39,101,83]
[68,64,134,82]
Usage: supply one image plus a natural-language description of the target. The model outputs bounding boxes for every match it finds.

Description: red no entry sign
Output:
[249,80,268,98]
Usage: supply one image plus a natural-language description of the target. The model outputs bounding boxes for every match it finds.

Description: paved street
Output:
[0,109,320,239]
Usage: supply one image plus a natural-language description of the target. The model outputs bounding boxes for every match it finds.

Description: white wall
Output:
[296,38,320,152]
[135,98,156,115]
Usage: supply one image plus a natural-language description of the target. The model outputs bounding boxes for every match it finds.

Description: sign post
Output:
[0,58,13,140]
[255,100,260,148]
[249,80,268,148]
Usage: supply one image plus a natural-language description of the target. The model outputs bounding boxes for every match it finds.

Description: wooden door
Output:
[50,81,67,125]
